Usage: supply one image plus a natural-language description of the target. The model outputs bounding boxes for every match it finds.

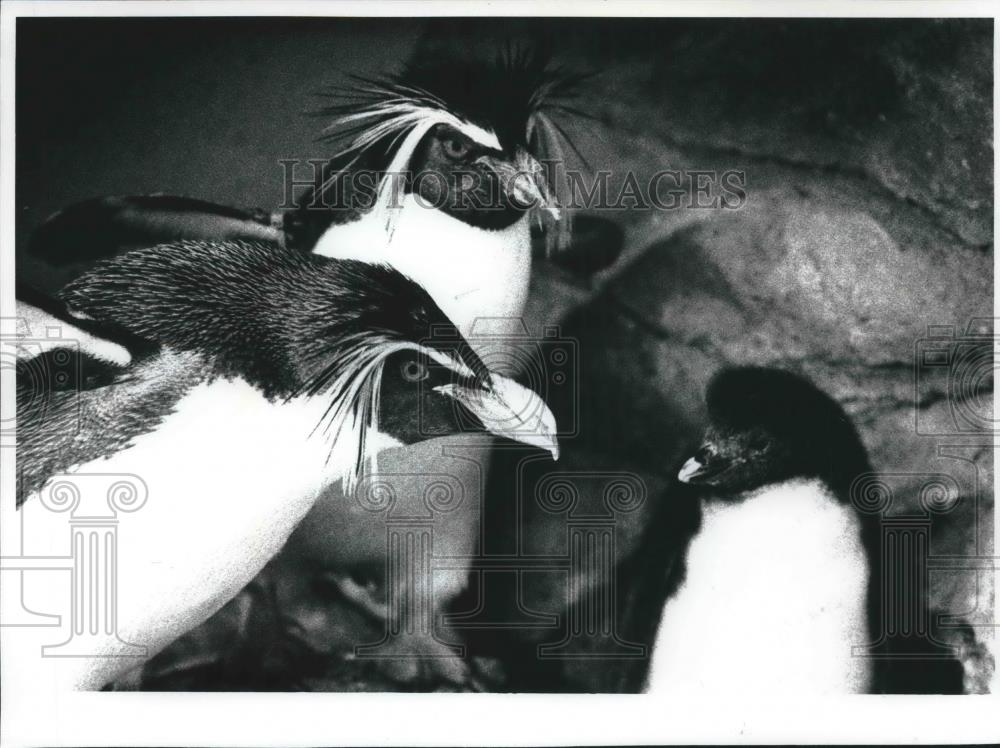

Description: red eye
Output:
[442,136,471,160]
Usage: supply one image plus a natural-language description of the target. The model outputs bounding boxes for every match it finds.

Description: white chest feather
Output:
[312,195,532,336]
[646,479,872,695]
[18,377,399,672]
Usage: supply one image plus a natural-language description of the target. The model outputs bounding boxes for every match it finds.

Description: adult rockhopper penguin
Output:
[644,367,964,695]
[284,46,585,333]
[13,240,558,690]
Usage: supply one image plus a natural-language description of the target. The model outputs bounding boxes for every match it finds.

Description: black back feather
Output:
[59,240,488,400]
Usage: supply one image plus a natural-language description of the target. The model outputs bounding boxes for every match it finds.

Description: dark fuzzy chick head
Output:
[59,241,489,402]
[308,46,587,242]
[681,367,871,498]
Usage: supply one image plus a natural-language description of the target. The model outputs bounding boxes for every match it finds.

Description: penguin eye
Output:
[694,445,715,464]
[441,136,472,160]
[401,360,429,383]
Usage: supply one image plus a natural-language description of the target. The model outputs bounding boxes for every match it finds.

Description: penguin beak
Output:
[474,151,560,219]
[677,446,724,484]
[678,456,707,484]
[435,374,559,460]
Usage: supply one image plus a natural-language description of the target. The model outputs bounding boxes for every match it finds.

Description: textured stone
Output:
[569,19,993,249]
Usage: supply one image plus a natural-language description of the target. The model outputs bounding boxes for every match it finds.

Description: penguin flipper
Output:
[14,285,161,508]
[27,195,283,267]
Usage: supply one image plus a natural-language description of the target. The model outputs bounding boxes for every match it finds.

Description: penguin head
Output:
[407,121,551,231]
[678,367,870,498]
[316,47,586,245]
[44,241,557,488]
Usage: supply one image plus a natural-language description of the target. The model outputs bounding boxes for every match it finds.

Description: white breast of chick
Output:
[646,478,872,696]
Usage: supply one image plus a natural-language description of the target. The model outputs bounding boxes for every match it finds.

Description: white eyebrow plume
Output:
[309,341,481,496]
[317,69,580,254]
[321,101,502,239]
[325,100,501,158]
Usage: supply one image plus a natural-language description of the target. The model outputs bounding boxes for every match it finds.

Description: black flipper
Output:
[16,280,153,363]
[27,195,283,266]
[14,285,160,507]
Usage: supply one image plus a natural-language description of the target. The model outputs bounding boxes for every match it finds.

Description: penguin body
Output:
[14,240,558,689]
[646,367,875,695]
[647,477,872,694]
[14,50,583,688]
[313,193,532,334]
[26,195,282,267]
[17,370,384,680]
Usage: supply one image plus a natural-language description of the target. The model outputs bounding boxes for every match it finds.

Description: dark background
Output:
[16,18,420,254]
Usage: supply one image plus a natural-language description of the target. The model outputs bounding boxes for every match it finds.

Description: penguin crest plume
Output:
[313,46,590,252]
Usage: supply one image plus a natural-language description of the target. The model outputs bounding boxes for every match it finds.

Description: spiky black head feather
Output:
[317,45,589,155]
[396,47,588,153]
[22,241,559,504]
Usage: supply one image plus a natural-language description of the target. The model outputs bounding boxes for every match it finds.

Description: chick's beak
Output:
[677,445,725,484]
[474,151,560,219]
[677,456,706,484]
[435,374,559,460]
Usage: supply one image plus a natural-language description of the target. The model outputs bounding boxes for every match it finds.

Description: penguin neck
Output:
[703,476,841,516]
[312,195,533,338]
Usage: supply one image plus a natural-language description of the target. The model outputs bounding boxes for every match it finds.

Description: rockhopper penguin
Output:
[285,47,585,332]
[646,367,874,695]
[13,239,559,690]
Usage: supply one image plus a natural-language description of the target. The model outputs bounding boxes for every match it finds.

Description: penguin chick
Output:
[14,240,558,689]
[646,367,873,696]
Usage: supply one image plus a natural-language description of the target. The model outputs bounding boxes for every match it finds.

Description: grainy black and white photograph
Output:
[0,2,997,745]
